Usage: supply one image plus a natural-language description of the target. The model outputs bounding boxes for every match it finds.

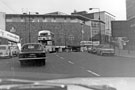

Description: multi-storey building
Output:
[5,11,105,46]
[126,0,135,20]
[111,0,135,50]
[72,11,115,43]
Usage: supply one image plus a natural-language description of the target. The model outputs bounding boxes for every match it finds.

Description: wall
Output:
[111,21,129,37]
[6,22,91,46]
[111,20,135,49]
[0,12,7,44]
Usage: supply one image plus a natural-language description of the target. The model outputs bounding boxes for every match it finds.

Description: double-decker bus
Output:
[38,30,55,53]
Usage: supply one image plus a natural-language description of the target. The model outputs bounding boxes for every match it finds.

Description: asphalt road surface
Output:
[0,52,135,80]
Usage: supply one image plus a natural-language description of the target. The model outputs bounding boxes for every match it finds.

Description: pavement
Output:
[115,48,135,58]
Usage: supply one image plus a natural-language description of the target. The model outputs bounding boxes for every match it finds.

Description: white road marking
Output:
[55,54,65,60]
[60,57,64,59]
[86,70,100,77]
[68,61,74,64]
[55,54,100,77]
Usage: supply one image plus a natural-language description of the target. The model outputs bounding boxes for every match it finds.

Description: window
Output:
[0,46,6,50]
[22,44,43,51]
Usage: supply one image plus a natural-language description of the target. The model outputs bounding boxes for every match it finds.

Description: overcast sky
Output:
[0,0,126,20]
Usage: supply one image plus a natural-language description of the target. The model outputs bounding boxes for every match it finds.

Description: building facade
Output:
[111,0,135,50]
[111,19,135,50]
[72,11,115,43]
[6,12,105,46]
[0,12,8,44]
[126,0,135,20]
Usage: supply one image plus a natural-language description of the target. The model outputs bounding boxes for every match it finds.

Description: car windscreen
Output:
[22,44,43,51]
[40,33,48,37]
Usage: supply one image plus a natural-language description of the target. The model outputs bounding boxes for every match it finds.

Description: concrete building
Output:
[0,12,7,44]
[0,12,20,45]
[111,0,135,50]
[72,11,115,43]
[5,12,105,46]
[126,0,135,20]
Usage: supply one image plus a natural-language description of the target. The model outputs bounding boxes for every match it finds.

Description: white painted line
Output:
[68,61,74,64]
[60,57,64,59]
[86,70,100,77]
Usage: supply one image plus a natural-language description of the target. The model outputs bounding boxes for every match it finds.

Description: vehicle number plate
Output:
[29,54,36,57]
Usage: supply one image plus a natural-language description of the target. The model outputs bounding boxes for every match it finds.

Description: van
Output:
[0,45,12,58]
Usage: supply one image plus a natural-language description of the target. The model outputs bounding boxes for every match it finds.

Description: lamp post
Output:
[81,22,84,41]
[28,12,31,43]
[89,8,101,44]
[90,21,93,47]
[28,12,39,43]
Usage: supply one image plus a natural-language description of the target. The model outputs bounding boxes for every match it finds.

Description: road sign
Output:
[80,41,99,46]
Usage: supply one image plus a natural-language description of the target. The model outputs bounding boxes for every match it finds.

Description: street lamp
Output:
[28,12,39,43]
[81,22,85,41]
[89,8,101,44]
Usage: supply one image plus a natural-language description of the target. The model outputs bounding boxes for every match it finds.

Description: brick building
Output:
[5,12,105,46]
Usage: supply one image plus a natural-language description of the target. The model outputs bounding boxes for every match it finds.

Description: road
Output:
[0,52,135,80]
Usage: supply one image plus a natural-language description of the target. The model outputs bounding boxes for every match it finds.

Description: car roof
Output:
[22,43,43,47]
[0,45,9,47]
[23,43,42,45]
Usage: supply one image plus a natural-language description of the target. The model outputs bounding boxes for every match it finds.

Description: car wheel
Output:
[41,60,46,66]
[37,60,46,66]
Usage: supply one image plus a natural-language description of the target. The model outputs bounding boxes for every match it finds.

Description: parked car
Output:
[89,46,98,54]
[87,47,92,53]
[0,45,12,58]
[96,44,115,56]
[19,43,46,66]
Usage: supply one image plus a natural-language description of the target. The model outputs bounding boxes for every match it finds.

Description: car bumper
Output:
[0,54,10,57]
[19,57,46,61]
[102,52,114,54]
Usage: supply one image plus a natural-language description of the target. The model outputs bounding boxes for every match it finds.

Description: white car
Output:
[0,45,12,58]
[96,44,115,56]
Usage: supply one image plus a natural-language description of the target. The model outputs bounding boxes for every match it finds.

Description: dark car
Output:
[19,43,46,66]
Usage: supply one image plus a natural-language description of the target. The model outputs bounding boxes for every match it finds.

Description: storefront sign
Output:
[0,29,20,42]
[80,41,99,46]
